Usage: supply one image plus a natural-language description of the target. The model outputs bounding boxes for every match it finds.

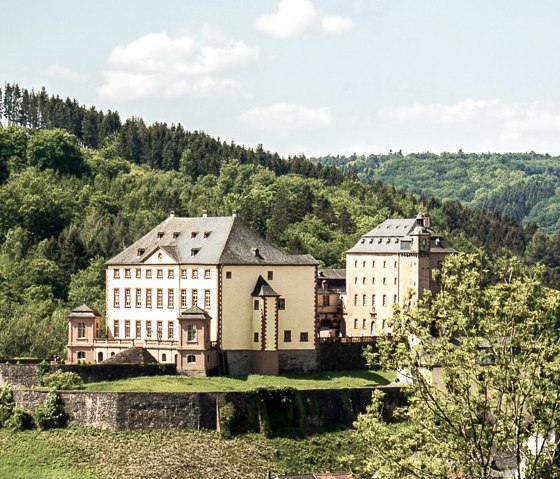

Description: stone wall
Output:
[316,342,378,371]
[278,349,317,373]
[0,364,40,388]
[11,387,406,431]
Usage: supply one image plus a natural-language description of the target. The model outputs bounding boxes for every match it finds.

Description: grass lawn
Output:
[0,427,367,479]
[82,369,394,392]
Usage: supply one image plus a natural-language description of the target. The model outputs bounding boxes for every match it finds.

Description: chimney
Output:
[415,213,424,227]
[423,215,431,229]
[202,210,208,218]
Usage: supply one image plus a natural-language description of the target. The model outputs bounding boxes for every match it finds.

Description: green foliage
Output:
[4,405,34,431]
[41,370,83,390]
[355,253,560,479]
[33,390,65,429]
[37,359,50,381]
[0,385,14,427]
[218,400,236,438]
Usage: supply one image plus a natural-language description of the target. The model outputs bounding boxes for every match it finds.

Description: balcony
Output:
[93,339,178,348]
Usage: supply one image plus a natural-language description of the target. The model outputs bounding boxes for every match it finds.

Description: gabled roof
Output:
[347,216,456,254]
[102,347,158,364]
[106,214,318,266]
[318,269,346,280]
[251,275,280,297]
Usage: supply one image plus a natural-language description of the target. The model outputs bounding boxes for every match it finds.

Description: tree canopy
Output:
[355,253,560,479]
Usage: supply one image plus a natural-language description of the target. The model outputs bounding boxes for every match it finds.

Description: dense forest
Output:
[0,82,559,360]
[312,152,560,232]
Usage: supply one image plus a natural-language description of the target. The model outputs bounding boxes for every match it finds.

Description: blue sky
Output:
[3,0,560,157]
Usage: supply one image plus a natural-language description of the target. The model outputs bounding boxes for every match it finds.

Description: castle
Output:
[68,213,454,374]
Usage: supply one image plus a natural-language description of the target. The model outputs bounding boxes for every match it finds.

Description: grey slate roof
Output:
[178,305,211,321]
[318,268,346,280]
[69,304,100,317]
[106,214,318,266]
[251,275,280,297]
[347,217,456,255]
[102,347,158,364]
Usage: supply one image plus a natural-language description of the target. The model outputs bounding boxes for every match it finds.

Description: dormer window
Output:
[157,232,164,240]
[191,248,200,257]
[369,239,374,244]
[203,231,211,239]
[378,238,382,244]
[137,248,145,257]
[172,232,180,239]
[191,232,198,238]
[360,239,365,244]
[386,238,391,244]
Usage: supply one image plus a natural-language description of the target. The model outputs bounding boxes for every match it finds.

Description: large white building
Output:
[68,212,318,375]
[345,215,455,338]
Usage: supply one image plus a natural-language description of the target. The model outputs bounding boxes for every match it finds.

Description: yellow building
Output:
[345,214,455,337]
[68,212,318,375]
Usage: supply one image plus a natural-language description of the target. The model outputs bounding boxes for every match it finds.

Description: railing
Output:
[93,339,178,347]
[318,336,388,344]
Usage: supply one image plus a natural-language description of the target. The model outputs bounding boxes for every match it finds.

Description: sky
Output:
[3,0,560,157]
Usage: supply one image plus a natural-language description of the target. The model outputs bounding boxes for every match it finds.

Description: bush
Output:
[5,405,34,430]
[37,360,50,384]
[41,370,83,390]
[34,390,65,430]
[0,385,14,427]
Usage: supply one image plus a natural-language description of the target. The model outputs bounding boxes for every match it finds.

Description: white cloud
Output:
[98,29,258,101]
[45,63,88,82]
[383,99,499,123]
[256,0,353,38]
[239,102,331,131]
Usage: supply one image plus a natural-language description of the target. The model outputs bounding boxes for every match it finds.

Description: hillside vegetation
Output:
[312,152,560,232]
[0,83,558,360]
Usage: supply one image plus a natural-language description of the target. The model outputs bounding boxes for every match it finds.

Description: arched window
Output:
[187,354,196,364]
[111,352,115,357]
[97,352,104,363]
[161,353,167,362]
[77,352,86,361]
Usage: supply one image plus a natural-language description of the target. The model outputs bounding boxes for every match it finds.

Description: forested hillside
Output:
[0,83,558,360]
[312,152,560,232]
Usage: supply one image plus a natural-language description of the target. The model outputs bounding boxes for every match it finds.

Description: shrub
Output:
[34,390,65,430]
[37,360,50,384]
[5,405,34,431]
[41,370,83,390]
[0,385,14,427]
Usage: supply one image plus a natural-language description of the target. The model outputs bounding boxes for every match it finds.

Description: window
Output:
[322,295,330,306]
[354,318,358,329]
[300,332,309,342]
[383,261,387,268]
[354,277,357,284]
[114,320,119,338]
[383,295,387,307]
[354,260,357,267]
[181,289,188,308]
[362,277,366,284]
[267,271,273,280]
[146,269,152,279]
[161,353,166,362]
[187,325,196,342]
[383,277,387,285]
[192,269,198,279]
[284,330,292,342]
[146,321,152,338]
[362,261,366,268]
[77,322,86,339]
[135,268,141,279]
[113,269,120,278]
[125,288,131,308]
[135,289,142,308]
[394,277,398,285]
[226,271,232,279]
[187,354,196,363]
[157,269,163,279]
[77,352,86,361]
[254,332,259,342]
[191,232,198,238]
[125,268,131,279]
[157,289,163,308]
[394,261,398,268]
[191,248,200,257]
[192,289,198,306]
[204,269,211,279]
[362,294,366,306]
[204,289,211,309]
[278,298,285,310]
[372,294,376,306]
[168,322,174,339]
[394,294,398,304]
[372,278,376,285]
[372,261,375,268]
[137,248,145,257]
[362,318,366,329]
[157,322,163,340]
[181,269,187,279]
[168,269,174,279]
[157,232,164,240]
[254,299,259,310]
[125,320,131,338]
[113,289,120,308]
[354,294,358,306]
[168,289,174,308]
[172,232,180,239]
[204,231,211,239]
[146,288,152,308]
[135,321,141,339]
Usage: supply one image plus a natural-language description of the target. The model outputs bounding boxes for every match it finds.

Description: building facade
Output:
[68,212,318,375]
[316,269,346,337]
[345,215,455,337]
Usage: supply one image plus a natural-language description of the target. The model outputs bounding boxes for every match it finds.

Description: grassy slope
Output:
[0,427,365,479]
[82,370,394,392]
